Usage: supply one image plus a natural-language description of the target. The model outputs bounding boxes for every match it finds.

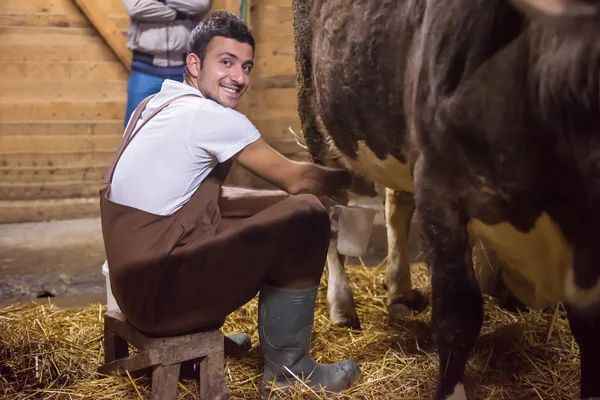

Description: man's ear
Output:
[186,53,202,79]
[510,0,599,19]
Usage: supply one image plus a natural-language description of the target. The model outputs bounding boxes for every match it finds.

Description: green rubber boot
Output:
[258,284,361,399]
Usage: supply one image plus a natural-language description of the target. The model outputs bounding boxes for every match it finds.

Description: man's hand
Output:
[319,166,352,200]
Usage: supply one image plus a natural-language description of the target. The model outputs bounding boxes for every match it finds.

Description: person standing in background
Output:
[121,0,213,126]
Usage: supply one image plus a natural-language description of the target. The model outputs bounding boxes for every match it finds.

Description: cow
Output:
[291,0,600,399]
[292,0,428,331]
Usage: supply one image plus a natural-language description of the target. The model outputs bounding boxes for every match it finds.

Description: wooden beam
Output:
[73,0,131,71]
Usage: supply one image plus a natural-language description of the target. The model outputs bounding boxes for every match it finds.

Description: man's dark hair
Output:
[184,10,255,80]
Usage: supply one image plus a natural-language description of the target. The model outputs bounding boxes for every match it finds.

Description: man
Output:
[121,0,213,126]
[100,10,361,399]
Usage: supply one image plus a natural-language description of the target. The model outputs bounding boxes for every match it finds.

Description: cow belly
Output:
[340,141,414,193]
[468,213,573,309]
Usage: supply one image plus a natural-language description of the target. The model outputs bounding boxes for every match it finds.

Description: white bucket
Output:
[333,205,377,257]
[101,261,120,312]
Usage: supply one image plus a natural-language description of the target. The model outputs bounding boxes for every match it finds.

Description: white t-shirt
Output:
[109,79,261,215]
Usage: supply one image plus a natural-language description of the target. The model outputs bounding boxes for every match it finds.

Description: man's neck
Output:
[184,77,200,91]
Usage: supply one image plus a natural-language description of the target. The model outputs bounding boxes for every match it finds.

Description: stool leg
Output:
[198,351,230,400]
[104,327,128,364]
[151,363,181,400]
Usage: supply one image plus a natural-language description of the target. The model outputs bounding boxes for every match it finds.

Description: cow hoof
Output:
[388,302,413,319]
[387,290,428,321]
[328,305,362,330]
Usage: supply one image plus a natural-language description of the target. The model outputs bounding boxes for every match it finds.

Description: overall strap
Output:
[103,93,201,184]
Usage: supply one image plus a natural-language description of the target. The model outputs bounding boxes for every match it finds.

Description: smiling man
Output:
[101,10,360,399]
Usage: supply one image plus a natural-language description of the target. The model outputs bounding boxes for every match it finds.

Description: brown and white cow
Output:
[292,0,600,398]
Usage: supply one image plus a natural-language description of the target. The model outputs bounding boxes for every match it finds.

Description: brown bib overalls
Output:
[100,94,331,337]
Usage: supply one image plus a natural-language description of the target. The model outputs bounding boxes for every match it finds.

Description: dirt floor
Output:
[0,218,108,308]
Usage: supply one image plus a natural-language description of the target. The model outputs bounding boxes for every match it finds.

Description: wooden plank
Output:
[251,5,293,44]
[0,181,103,200]
[0,61,128,81]
[3,0,128,16]
[0,25,100,38]
[253,74,296,89]
[252,0,291,6]
[0,81,127,102]
[0,198,101,223]
[0,120,124,136]
[0,150,115,168]
[264,137,308,158]
[0,13,130,31]
[96,0,129,15]
[74,0,132,71]
[0,80,127,102]
[0,100,126,121]
[253,50,296,77]
[246,104,298,121]
[0,43,119,62]
[0,165,109,184]
[245,88,299,119]
[3,0,83,15]
[212,0,241,14]
[252,116,301,139]
[251,4,292,25]
[254,38,294,58]
[0,134,121,152]
[0,26,118,63]
[0,12,88,28]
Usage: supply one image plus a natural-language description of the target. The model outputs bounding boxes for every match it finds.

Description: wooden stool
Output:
[97,310,230,400]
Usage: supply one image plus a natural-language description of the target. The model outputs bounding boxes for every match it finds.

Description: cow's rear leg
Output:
[415,162,483,400]
[385,188,427,320]
[565,304,600,399]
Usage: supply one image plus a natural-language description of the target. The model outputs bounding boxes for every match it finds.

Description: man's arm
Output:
[235,138,352,198]
[121,0,177,22]
[165,0,213,16]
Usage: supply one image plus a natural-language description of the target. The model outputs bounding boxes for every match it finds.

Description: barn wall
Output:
[0,0,305,223]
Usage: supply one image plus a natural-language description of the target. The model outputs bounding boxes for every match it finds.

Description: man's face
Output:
[189,36,254,109]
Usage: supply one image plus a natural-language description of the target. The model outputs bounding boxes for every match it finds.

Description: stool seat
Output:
[98,310,230,400]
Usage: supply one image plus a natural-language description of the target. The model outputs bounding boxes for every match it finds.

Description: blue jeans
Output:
[124,69,184,127]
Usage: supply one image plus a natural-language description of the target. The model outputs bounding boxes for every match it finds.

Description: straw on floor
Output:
[0,263,580,399]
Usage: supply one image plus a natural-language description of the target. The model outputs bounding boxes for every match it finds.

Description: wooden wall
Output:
[0,0,305,223]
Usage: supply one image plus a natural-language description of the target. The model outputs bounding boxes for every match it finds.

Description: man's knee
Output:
[288,194,331,236]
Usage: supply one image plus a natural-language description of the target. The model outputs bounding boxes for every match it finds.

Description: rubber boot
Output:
[258,284,361,399]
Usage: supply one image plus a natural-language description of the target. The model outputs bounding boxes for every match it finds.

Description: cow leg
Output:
[565,304,600,399]
[325,189,361,330]
[326,239,361,329]
[385,188,427,320]
[414,162,483,400]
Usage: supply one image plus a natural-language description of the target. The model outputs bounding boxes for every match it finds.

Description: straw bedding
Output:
[0,262,579,399]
